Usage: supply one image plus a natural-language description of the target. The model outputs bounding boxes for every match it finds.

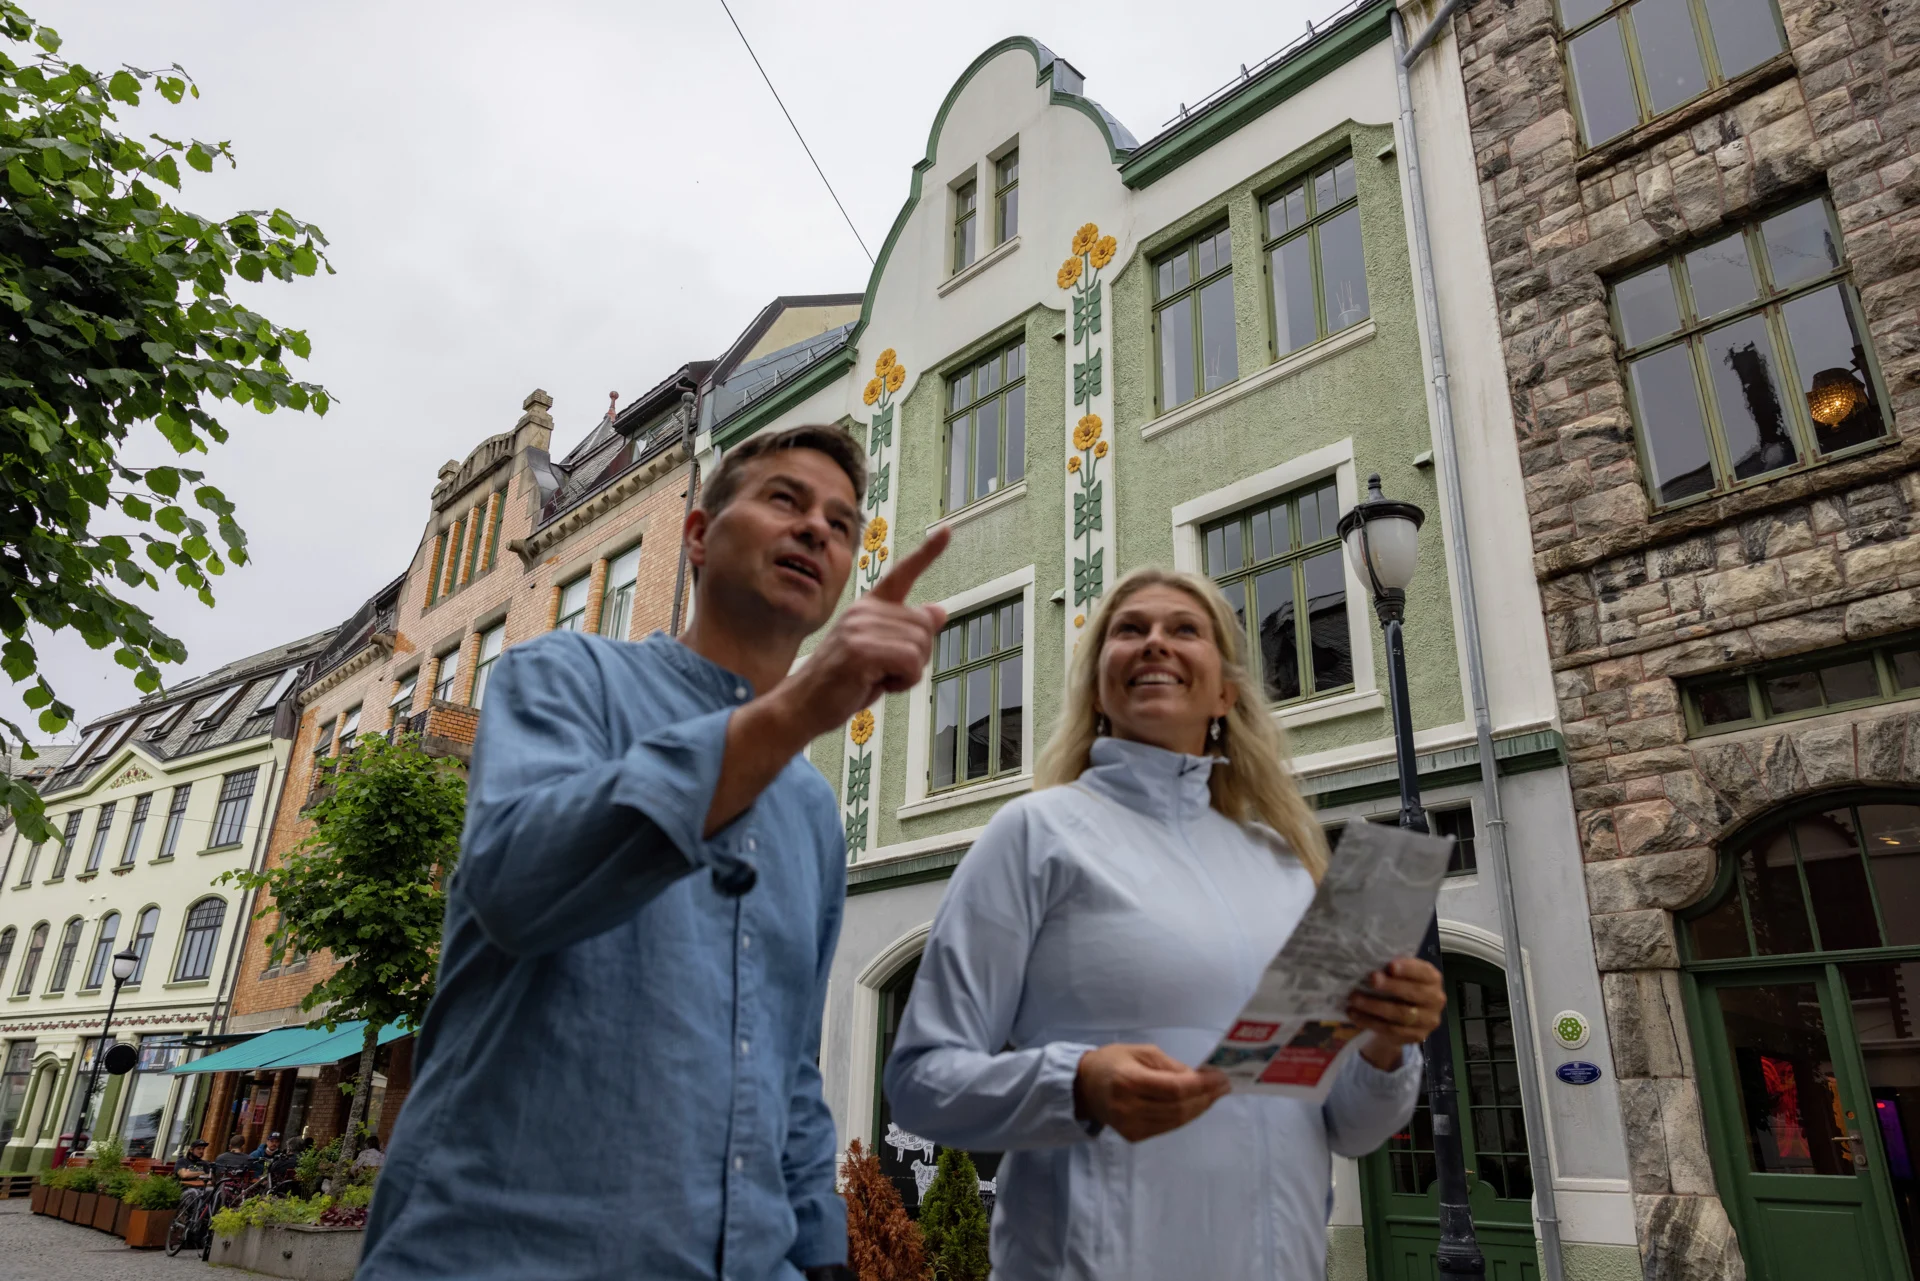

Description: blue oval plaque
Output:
[1556,1061,1603,1085]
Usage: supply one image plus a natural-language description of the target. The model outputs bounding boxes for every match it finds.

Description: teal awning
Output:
[172,1021,410,1074]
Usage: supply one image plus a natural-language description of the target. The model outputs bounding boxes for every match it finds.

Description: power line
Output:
[714,0,873,264]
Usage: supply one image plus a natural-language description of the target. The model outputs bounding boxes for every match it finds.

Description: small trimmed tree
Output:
[918,1147,990,1281]
[221,732,463,1158]
[842,1139,929,1281]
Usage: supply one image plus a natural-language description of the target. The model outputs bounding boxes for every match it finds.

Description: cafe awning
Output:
[172,1021,410,1075]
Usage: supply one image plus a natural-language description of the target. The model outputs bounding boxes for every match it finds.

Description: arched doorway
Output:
[1679,792,1920,1281]
[1359,954,1539,1279]
[872,956,1002,1216]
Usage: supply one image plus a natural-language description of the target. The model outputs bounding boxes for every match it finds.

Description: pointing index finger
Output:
[868,525,951,605]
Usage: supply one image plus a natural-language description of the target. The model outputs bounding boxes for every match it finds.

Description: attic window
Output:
[246,667,301,725]
[145,701,190,740]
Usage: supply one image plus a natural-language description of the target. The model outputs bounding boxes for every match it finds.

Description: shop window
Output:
[874,957,1001,1216]
[0,1038,33,1145]
[1203,480,1352,706]
[929,599,1024,792]
[1154,224,1237,411]
[1561,0,1786,147]
[1613,197,1885,508]
[1264,154,1368,357]
[943,339,1027,513]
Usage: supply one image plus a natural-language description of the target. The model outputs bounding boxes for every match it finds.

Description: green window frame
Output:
[1262,153,1369,358]
[994,149,1019,244]
[1559,0,1787,147]
[599,545,641,640]
[942,339,1027,513]
[953,177,978,273]
[1153,223,1236,412]
[929,598,1024,793]
[1682,632,1920,736]
[82,801,115,874]
[49,811,80,879]
[424,534,447,606]
[1612,196,1888,511]
[555,574,590,633]
[1202,479,1352,707]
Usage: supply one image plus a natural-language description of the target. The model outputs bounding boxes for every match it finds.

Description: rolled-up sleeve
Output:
[884,805,1098,1152]
[785,802,850,1270]
[1323,1043,1424,1158]
[453,633,738,958]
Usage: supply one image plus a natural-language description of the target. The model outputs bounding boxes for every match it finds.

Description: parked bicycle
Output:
[166,1158,249,1259]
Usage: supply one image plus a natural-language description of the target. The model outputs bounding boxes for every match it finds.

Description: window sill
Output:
[1275,687,1384,730]
[6,995,27,1003]
[74,871,97,882]
[927,480,1028,535]
[110,865,133,876]
[197,843,245,856]
[898,772,1032,821]
[1140,320,1377,442]
[149,856,174,865]
[938,236,1019,297]
[163,979,210,990]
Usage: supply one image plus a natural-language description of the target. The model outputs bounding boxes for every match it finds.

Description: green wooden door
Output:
[1361,956,1540,1280]
[1694,968,1911,1281]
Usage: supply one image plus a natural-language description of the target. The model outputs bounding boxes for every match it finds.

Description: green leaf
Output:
[37,708,68,734]
[155,504,186,534]
[107,69,141,103]
[120,495,152,520]
[146,466,181,497]
[7,158,40,195]
[181,533,210,560]
[21,684,50,709]
[186,142,213,173]
[144,542,176,568]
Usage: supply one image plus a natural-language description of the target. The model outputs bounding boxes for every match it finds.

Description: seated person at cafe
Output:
[352,1135,385,1170]
[249,1131,284,1163]
[175,1138,214,1182]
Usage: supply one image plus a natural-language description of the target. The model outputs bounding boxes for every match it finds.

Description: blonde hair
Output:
[1035,567,1329,882]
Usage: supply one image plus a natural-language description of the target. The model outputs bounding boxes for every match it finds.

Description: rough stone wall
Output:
[1449,0,1920,1273]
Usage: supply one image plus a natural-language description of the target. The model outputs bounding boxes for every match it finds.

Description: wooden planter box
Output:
[92,1193,121,1231]
[114,1198,132,1237]
[73,1191,98,1223]
[51,1187,71,1219]
[123,1206,175,1249]
[29,1182,49,1214]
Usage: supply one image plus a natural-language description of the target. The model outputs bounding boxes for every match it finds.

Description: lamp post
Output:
[71,944,142,1155]
[1338,473,1485,1278]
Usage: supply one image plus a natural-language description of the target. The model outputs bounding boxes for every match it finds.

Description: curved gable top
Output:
[850,37,1136,351]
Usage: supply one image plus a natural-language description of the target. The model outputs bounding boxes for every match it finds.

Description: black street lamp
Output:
[71,944,142,1155]
[1338,473,1486,1278]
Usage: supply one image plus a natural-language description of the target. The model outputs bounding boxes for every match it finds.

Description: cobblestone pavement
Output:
[0,1196,269,1279]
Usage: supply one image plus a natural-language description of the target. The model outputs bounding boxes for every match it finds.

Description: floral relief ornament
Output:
[1061,222,1114,627]
[849,709,875,746]
[845,342,908,859]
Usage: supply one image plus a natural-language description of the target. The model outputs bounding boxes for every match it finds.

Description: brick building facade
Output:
[1443,0,1920,1271]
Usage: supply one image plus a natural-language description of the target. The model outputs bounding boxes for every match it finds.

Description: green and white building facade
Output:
[707,3,1642,1276]
[0,631,327,1173]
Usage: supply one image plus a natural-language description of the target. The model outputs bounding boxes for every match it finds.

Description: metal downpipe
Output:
[1391,8,1567,1278]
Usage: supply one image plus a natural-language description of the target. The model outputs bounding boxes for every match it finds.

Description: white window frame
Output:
[1168,438,1382,729]
[897,564,1035,820]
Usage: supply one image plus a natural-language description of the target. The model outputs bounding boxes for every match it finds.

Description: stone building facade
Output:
[1443,0,1920,1271]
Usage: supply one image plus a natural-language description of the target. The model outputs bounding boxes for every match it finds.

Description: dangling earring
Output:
[1095,713,1110,737]
[1209,717,1225,745]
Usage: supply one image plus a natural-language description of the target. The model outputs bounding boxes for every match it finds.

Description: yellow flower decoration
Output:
[1073,413,1103,451]
[1095,440,1109,458]
[862,516,888,553]
[1067,455,1082,474]
[1057,256,1083,290]
[1090,235,1117,268]
[859,554,870,570]
[863,378,882,406]
[885,364,905,392]
[850,709,875,746]
[875,349,897,377]
[1072,223,1100,256]
[877,546,889,562]
[1074,613,1086,628]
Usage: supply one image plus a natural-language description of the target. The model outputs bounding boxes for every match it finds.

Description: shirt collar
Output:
[1080,736,1223,822]
[643,633,757,708]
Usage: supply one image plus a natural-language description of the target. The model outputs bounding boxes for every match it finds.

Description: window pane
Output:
[1616,264,1683,347]
[997,183,1018,242]
[1569,20,1640,144]
[936,625,961,673]
[1629,346,1716,503]
[1717,983,1853,1174]
[1819,658,1879,704]
[1198,275,1238,394]
[1250,508,1274,563]
[1763,670,1822,714]
[1703,0,1783,79]
[1001,385,1025,485]
[1741,831,1816,954]
[1198,231,1219,275]
[1254,568,1301,702]
[973,404,1000,500]
[1159,297,1196,409]
[1216,522,1244,574]
[1272,236,1319,356]
[950,370,971,411]
[978,358,1000,396]
[947,413,970,512]
[1861,805,1920,946]
[1686,232,1759,318]
[1690,891,1751,958]
[998,655,1022,773]
[1156,258,1175,298]
[1763,201,1841,289]
[1266,186,1306,239]
[1320,207,1370,333]
[965,666,992,781]
[1332,156,1356,204]
[1893,647,1920,690]
[1220,577,1246,634]
[1797,811,1879,950]
[1695,679,1753,725]
[1205,525,1228,573]
[1168,251,1191,293]
[1634,0,1709,112]
[932,678,959,790]
[1704,314,1798,481]
[1782,286,1886,454]
[1304,550,1351,692]
[1006,341,1025,379]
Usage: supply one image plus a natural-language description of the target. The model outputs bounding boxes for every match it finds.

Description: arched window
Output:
[13,923,46,996]
[873,956,1002,1217]
[128,907,160,984]
[174,898,225,982]
[0,927,14,991]
[46,917,82,993]
[83,912,121,990]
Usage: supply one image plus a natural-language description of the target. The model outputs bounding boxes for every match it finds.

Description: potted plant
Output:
[121,1174,183,1249]
[29,1170,52,1215]
[66,1163,98,1223]
[92,1141,130,1232]
[40,1166,74,1219]
[98,1167,136,1232]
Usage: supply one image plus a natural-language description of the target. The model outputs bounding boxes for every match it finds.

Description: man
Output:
[358,425,949,1281]
[248,1131,282,1163]
[174,1138,213,1185]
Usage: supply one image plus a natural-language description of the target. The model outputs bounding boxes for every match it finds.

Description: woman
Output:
[883,567,1447,1280]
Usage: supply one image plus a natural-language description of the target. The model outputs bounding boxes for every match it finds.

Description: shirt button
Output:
[733,1155,744,1171]
[746,837,757,851]
[741,934,751,949]
[739,1039,750,1055]
[734,684,748,701]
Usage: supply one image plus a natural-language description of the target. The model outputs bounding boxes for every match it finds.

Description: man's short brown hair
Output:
[698,424,867,518]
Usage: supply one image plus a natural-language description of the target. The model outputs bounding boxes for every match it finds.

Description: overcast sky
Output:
[14,0,1332,739]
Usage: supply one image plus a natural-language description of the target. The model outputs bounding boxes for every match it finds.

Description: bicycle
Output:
[166,1163,247,1259]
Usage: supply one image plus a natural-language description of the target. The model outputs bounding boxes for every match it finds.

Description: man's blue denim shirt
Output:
[358,631,847,1281]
